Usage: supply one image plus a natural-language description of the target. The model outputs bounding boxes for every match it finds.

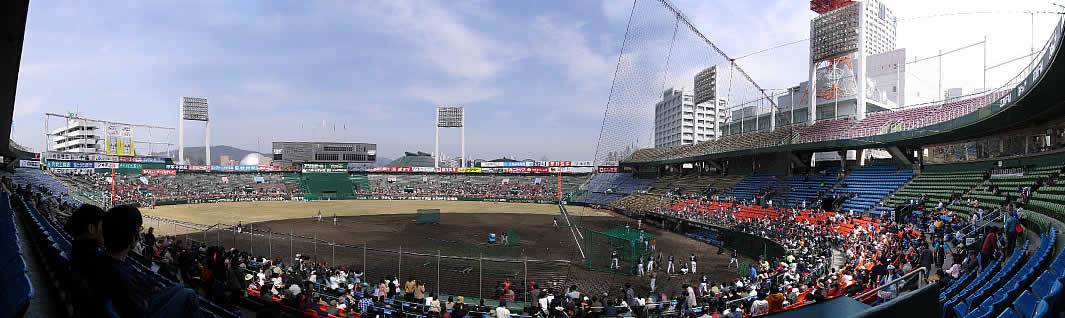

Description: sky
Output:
[12,0,1062,161]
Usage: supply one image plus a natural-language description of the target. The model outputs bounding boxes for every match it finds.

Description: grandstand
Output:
[834,164,914,214]
[573,173,654,206]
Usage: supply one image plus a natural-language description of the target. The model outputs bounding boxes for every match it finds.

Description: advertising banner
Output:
[72,161,94,168]
[51,168,93,174]
[463,167,482,173]
[257,165,280,172]
[142,157,167,164]
[302,163,347,173]
[116,156,143,163]
[166,164,190,170]
[547,161,572,167]
[118,163,142,169]
[598,167,620,173]
[18,160,40,168]
[481,168,502,173]
[142,169,177,176]
[564,167,595,173]
[105,124,135,157]
[233,165,258,172]
[189,165,211,171]
[47,161,72,168]
[480,162,503,167]
[503,167,550,173]
[412,167,434,172]
[602,161,620,167]
[573,161,593,167]
[433,167,459,173]
[211,165,234,172]
[95,162,117,169]
[549,167,560,173]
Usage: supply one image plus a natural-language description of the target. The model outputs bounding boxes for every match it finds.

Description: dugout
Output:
[584,226,654,275]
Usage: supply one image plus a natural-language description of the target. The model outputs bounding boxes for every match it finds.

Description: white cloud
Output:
[341,0,521,81]
[530,16,616,92]
[602,0,633,25]
[408,81,502,105]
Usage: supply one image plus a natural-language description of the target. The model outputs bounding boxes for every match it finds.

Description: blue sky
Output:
[13,0,1058,160]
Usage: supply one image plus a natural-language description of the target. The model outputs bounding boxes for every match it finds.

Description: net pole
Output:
[398,246,402,282]
[332,241,336,266]
[436,250,441,296]
[250,223,254,256]
[479,252,483,300]
[363,242,367,280]
[523,256,528,303]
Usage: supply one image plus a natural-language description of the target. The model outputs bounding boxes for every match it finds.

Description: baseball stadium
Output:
[2,1,1065,318]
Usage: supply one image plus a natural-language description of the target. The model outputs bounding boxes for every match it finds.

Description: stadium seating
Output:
[886,168,986,212]
[8,176,240,318]
[950,227,1059,318]
[719,175,777,202]
[834,164,914,214]
[845,104,940,139]
[798,117,856,144]
[574,173,654,206]
[1,192,34,318]
[771,173,837,208]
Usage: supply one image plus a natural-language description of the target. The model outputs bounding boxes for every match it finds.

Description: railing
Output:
[856,266,929,301]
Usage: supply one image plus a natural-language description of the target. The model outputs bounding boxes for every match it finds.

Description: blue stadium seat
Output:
[1031,272,1058,300]
[1032,300,1048,318]
[1012,290,1039,318]
[945,258,1001,316]
[997,308,1021,318]
[955,250,1026,317]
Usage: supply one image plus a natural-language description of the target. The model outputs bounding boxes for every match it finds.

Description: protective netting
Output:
[594,0,776,165]
[584,226,654,276]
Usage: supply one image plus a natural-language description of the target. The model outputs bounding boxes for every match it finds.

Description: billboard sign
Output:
[257,165,280,172]
[302,163,347,173]
[18,160,40,168]
[598,167,620,173]
[105,124,136,157]
[142,169,177,176]
[118,163,142,169]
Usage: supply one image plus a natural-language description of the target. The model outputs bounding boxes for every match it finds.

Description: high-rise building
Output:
[49,113,102,153]
[654,88,724,148]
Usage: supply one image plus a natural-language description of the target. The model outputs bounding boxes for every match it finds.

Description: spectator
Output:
[100,205,203,318]
[980,228,999,266]
[495,301,512,318]
[766,290,785,313]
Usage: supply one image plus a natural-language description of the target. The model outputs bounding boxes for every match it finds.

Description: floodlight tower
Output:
[179,97,211,165]
[435,106,465,168]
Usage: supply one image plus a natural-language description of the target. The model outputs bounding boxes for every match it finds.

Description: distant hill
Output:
[153,145,259,165]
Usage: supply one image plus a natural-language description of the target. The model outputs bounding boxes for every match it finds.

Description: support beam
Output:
[886,146,913,166]
[789,152,809,169]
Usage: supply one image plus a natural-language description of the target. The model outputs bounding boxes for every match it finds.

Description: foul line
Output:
[559,204,586,259]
